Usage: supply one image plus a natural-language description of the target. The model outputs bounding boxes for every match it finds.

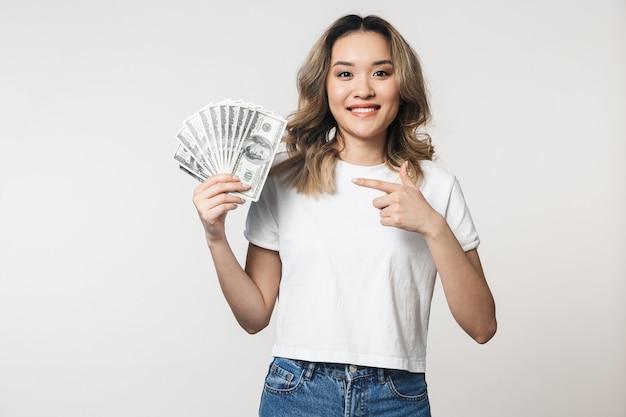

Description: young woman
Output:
[193,14,496,417]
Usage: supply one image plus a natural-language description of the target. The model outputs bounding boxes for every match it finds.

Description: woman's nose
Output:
[353,76,374,99]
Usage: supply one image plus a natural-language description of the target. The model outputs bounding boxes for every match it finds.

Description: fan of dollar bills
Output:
[173,99,287,201]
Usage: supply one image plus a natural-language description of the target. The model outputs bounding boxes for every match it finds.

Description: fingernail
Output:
[351,178,361,184]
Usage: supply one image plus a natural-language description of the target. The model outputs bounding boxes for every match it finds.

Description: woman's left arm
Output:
[421,221,496,343]
[352,162,497,343]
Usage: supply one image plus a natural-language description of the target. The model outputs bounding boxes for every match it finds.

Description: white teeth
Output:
[350,107,377,113]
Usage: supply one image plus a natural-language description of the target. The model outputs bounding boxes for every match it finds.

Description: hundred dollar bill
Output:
[207,104,224,170]
[224,103,240,169]
[173,144,210,181]
[184,110,218,175]
[198,106,222,173]
[230,111,287,202]
[175,124,213,174]
[179,165,205,182]
[228,105,258,172]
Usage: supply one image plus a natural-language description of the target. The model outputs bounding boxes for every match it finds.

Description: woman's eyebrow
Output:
[331,60,353,67]
[331,59,393,67]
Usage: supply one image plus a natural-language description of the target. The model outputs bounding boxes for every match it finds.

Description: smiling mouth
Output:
[348,106,380,113]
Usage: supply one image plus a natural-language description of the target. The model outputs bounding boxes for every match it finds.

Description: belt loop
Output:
[304,361,316,380]
[378,368,386,384]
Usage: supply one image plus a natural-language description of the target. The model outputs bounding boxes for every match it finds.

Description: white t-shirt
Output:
[244,157,479,372]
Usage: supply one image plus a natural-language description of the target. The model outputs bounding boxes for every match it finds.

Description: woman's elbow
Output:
[240,317,271,335]
[471,319,497,344]
[243,325,265,335]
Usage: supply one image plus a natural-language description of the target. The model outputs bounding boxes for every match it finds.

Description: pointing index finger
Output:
[352,177,401,194]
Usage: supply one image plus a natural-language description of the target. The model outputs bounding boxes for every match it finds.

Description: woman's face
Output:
[326,31,400,149]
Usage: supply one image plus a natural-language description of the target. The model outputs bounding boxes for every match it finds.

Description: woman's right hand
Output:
[192,174,250,243]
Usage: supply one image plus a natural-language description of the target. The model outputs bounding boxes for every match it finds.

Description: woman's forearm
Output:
[424,215,497,343]
[207,238,280,334]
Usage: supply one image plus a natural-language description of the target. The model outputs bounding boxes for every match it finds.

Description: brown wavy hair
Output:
[272,14,434,195]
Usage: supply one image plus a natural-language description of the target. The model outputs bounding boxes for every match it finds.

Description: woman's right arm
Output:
[193,174,281,334]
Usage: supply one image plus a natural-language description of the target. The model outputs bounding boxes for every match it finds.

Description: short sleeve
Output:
[244,175,280,251]
[445,177,480,252]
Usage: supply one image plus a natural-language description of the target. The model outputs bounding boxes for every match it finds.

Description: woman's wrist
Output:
[420,211,449,241]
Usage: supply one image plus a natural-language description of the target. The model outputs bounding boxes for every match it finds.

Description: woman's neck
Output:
[335,136,386,166]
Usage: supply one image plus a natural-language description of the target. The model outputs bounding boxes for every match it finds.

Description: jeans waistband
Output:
[293,360,386,384]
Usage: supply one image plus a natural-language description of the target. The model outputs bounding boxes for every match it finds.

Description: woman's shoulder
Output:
[418,159,467,204]
[419,159,457,183]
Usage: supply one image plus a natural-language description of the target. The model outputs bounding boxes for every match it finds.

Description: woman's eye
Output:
[338,71,352,78]
[374,70,389,77]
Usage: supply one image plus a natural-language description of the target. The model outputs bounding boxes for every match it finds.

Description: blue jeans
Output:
[259,357,431,417]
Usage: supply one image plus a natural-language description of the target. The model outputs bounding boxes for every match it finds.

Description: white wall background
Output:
[1,0,624,416]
